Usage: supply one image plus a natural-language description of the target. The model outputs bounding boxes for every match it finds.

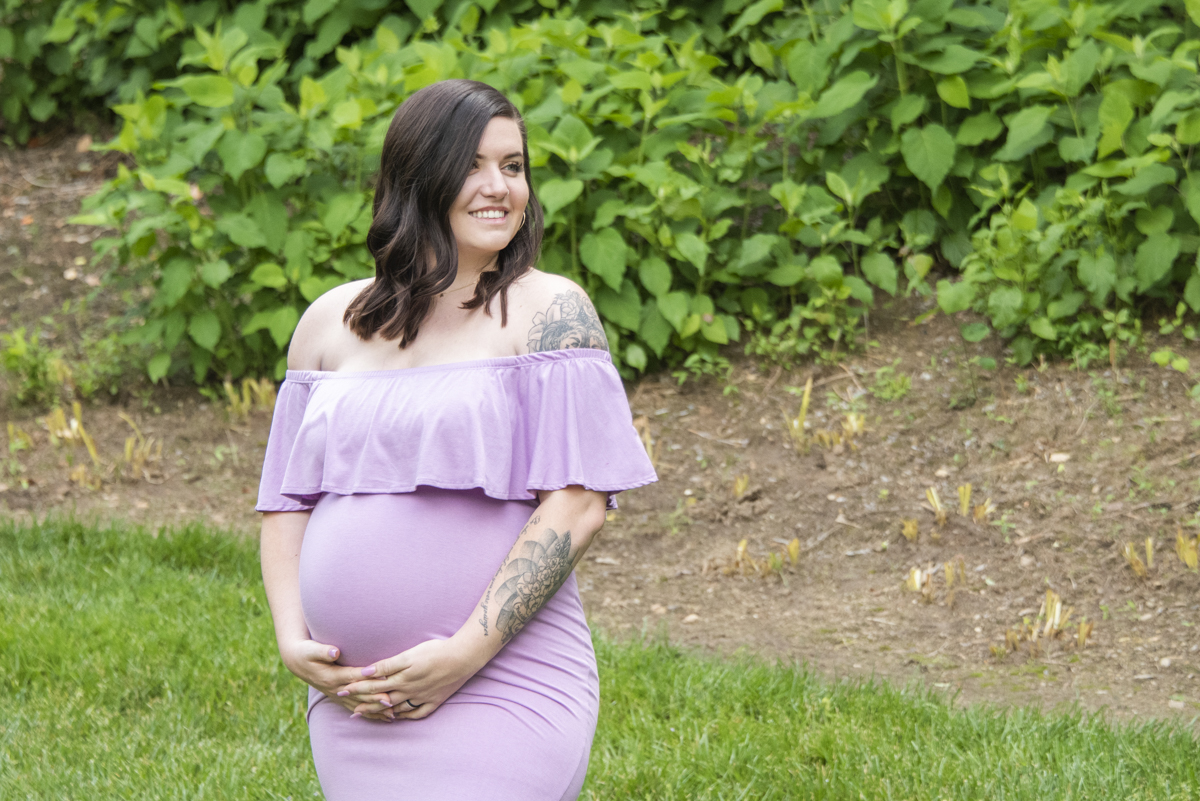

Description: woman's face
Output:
[448,115,529,268]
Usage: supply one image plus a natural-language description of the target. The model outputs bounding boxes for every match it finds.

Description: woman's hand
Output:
[281,639,398,721]
[336,636,481,721]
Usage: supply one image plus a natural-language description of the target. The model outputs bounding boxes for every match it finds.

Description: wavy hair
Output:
[343,79,543,346]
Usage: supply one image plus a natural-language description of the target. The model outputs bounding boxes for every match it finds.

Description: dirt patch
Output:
[6,137,1200,726]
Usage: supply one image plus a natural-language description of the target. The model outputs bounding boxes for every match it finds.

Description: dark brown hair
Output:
[343,79,543,346]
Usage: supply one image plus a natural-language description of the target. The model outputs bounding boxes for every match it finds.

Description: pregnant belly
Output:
[298,487,534,667]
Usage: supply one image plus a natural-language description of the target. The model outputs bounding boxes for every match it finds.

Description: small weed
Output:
[870,360,911,401]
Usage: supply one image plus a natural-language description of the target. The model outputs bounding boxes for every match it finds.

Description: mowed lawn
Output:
[1,518,1198,800]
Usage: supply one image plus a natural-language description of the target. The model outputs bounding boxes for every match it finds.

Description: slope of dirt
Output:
[6,135,1200,725]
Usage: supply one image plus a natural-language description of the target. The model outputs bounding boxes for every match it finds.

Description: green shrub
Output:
[68,0,1200,384]
[75,9,906,383]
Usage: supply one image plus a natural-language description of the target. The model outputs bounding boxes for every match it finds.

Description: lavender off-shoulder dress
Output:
[255,348,658,801]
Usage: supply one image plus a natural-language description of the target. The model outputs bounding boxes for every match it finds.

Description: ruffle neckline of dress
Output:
[283,347,614,381]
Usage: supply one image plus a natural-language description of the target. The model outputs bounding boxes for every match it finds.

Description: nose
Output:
[479,163,509,199]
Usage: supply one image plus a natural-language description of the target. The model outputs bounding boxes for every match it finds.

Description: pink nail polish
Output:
[350,712,362,719]
[328,648,339,659]
[361,666,376,677]
[337,690,349,697]
[380,698,393,707]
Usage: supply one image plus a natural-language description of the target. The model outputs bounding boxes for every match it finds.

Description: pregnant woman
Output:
[255,79,658,800]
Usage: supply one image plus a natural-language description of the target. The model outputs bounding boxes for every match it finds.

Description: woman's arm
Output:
[336,485,608,718]
[261,510,394,719]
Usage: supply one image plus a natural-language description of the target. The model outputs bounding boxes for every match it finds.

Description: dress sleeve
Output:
[256,379,317,513]
[515,352,659,511]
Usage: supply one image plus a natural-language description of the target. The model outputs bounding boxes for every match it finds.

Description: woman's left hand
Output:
[337,636,480,720]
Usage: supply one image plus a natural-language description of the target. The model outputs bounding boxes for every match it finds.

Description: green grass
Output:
[2,517,1199,800]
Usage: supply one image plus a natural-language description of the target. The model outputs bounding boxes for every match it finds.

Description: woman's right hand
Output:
[281,640,397,721]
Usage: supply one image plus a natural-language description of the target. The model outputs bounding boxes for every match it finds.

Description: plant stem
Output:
[892,38,909,95]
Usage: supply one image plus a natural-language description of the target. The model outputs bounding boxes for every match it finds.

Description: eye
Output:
[504,161,524,174]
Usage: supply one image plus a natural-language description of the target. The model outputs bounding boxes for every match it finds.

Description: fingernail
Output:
[328,648,339,659]
[386,710,395,720]
[350,712,362,719]
[380,698,393,707]
[337,690,349,697]
[361,666,376,677]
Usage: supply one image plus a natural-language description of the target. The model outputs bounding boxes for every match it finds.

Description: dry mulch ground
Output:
[6,133,1200,725]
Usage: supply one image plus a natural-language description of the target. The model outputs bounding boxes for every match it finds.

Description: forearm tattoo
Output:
[526,291,609,352]
[480,525,575,645]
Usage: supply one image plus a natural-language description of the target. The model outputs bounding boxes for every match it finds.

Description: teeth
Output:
[470,210,506,219]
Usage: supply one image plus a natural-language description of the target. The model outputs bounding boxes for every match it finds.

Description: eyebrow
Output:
[476,152,524,160]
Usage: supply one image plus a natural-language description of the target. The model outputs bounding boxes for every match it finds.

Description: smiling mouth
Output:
[469,210,508,219]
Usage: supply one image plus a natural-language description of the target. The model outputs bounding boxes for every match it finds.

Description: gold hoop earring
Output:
[520,210,527,228]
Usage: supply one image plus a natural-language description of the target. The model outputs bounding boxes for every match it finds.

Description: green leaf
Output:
[955,112,1002,145]
[246,306,301,348]
[159,260,193,306]
[1111,164,1176,196]
[1187,0,1200,26]
[730,0,784,36]
[1098,87,1134,158]
[851,0,908,32]
[937,278,975,313]
[1058,135,1096,163]
[960,322,989,342]
[1077,250,1116,304]
[786,40,832,94]
[1177,110,1200,145]
[1185,271,1200,313]
[1186,177,1200,227]
[250,262,288,289]
[623,342,648,371]
[596,279,642,331]
[303,0,340,24]
[537,178,583,221]
[188,310,222,352]
[890,94,926,129]
[1135,233,1181,292]
[994,106,1055,161]
[674,232,709,273]
[987,286,1023,329]
[765,261,805,286]
[406,0,442,19]
[323,193,364,241]
[812,72,877,119]
[218,130,267,182]
[198,259,232,288]
[936,76,970,109]
[638,257,672,297]
[1012,198,1038,231]
[656,291,690,332]
[1047,291,1084,320]
[638,302,673,357]
[915,45,982,74]
[216,213,267,249]
[900,124,955,191]
[1135,206,1174,236]
[700,315,728,344]
[265,154,307,189]
[176,75,235,108]
[1028,317,1057,340]
[580,229,627,291]
[148,352,171,383]
[862,252,897,296]
[736,234,780,270]
[298,274,343,303]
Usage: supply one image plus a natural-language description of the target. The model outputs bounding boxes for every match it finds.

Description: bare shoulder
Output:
[513,270,609,354]
[287,279,372,371]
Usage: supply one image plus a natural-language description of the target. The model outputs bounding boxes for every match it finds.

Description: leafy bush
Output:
[68,0,1200,385]
[75,7,915,383]
[0,0,780,143]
